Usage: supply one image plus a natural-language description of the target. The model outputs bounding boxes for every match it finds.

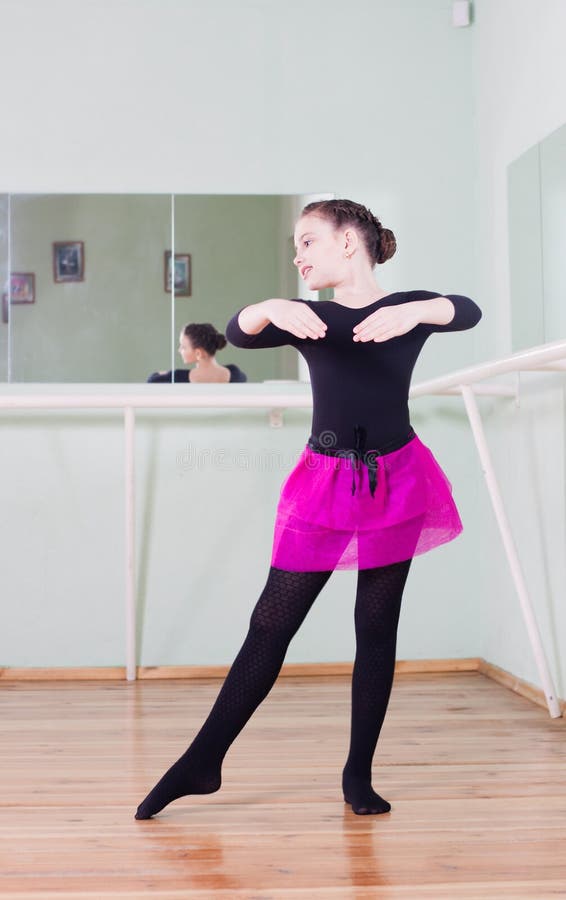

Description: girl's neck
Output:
[194,357,222,369]
[333,287,385,305]
[332,275,384,305]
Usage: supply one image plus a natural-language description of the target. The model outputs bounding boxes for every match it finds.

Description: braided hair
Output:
[183,323,227,356]
[300,198,396,266]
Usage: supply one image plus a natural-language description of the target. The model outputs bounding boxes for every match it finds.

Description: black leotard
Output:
[147,363,247,383]
[226,291,481,449]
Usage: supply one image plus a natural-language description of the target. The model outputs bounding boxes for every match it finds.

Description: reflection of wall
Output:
[0,195,8,380]
[278,195,307,381]
[172,194,298,383]
[509,123,566,351]
[540,125,566,342]
[508,147,544,350]
[10,195,170,382]
[8,194,297,382]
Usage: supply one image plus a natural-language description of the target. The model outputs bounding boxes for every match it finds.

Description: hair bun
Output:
[183,322,227,356]
[377,227,396,264]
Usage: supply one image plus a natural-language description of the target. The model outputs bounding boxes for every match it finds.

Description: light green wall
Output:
[6,194,296,383]
[0,384,483,668]
[509,122,566,351]
[479,379,566,702]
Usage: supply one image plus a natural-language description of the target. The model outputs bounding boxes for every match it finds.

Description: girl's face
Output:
[178,333,198,364]
[293,214,353,291]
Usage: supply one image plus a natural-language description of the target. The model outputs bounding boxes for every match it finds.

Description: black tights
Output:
[135,558,412,819]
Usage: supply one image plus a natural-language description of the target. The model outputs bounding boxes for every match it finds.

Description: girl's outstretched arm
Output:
[353,292,482,342]
[226,298,326,349]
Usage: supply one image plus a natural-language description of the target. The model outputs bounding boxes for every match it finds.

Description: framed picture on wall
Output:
[164,251,191,297]
[53,241,85,283]
[2,293,8,323]
[9,272,35,304]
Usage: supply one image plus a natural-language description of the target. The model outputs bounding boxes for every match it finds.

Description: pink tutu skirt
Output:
[271,430,462,572]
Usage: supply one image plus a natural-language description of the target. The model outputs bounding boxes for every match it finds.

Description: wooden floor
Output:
[1,671,565,900]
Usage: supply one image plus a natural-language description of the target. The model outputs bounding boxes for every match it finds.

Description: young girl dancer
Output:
[135,198,482,819]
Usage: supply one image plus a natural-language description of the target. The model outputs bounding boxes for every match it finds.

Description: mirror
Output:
[508,122,566,351]
[7,194,171,382]
[171,194,301,384]
[2,193,316,383]
[0,194,8,380]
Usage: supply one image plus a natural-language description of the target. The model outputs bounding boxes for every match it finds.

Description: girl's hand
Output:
[265,298,327,340]
[353,302,423,342]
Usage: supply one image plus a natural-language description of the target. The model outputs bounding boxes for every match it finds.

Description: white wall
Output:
[472,0,566,356]
[473,0,566,700]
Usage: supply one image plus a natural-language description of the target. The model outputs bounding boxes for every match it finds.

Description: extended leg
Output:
[135,566,332,819]
[342,557,412,815]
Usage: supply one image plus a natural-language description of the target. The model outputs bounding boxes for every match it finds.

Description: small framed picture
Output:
[9,272,35,304]
[2,293,8,324]
[164,251,191,297]
[53,241,85,283]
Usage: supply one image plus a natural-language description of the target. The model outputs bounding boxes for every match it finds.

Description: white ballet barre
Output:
[410,336,566,396]
[0,392,313,410]
[1,335,565,715]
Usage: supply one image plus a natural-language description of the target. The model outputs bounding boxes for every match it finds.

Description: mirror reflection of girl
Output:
[147,323,247,383]
[135,198,482,821]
